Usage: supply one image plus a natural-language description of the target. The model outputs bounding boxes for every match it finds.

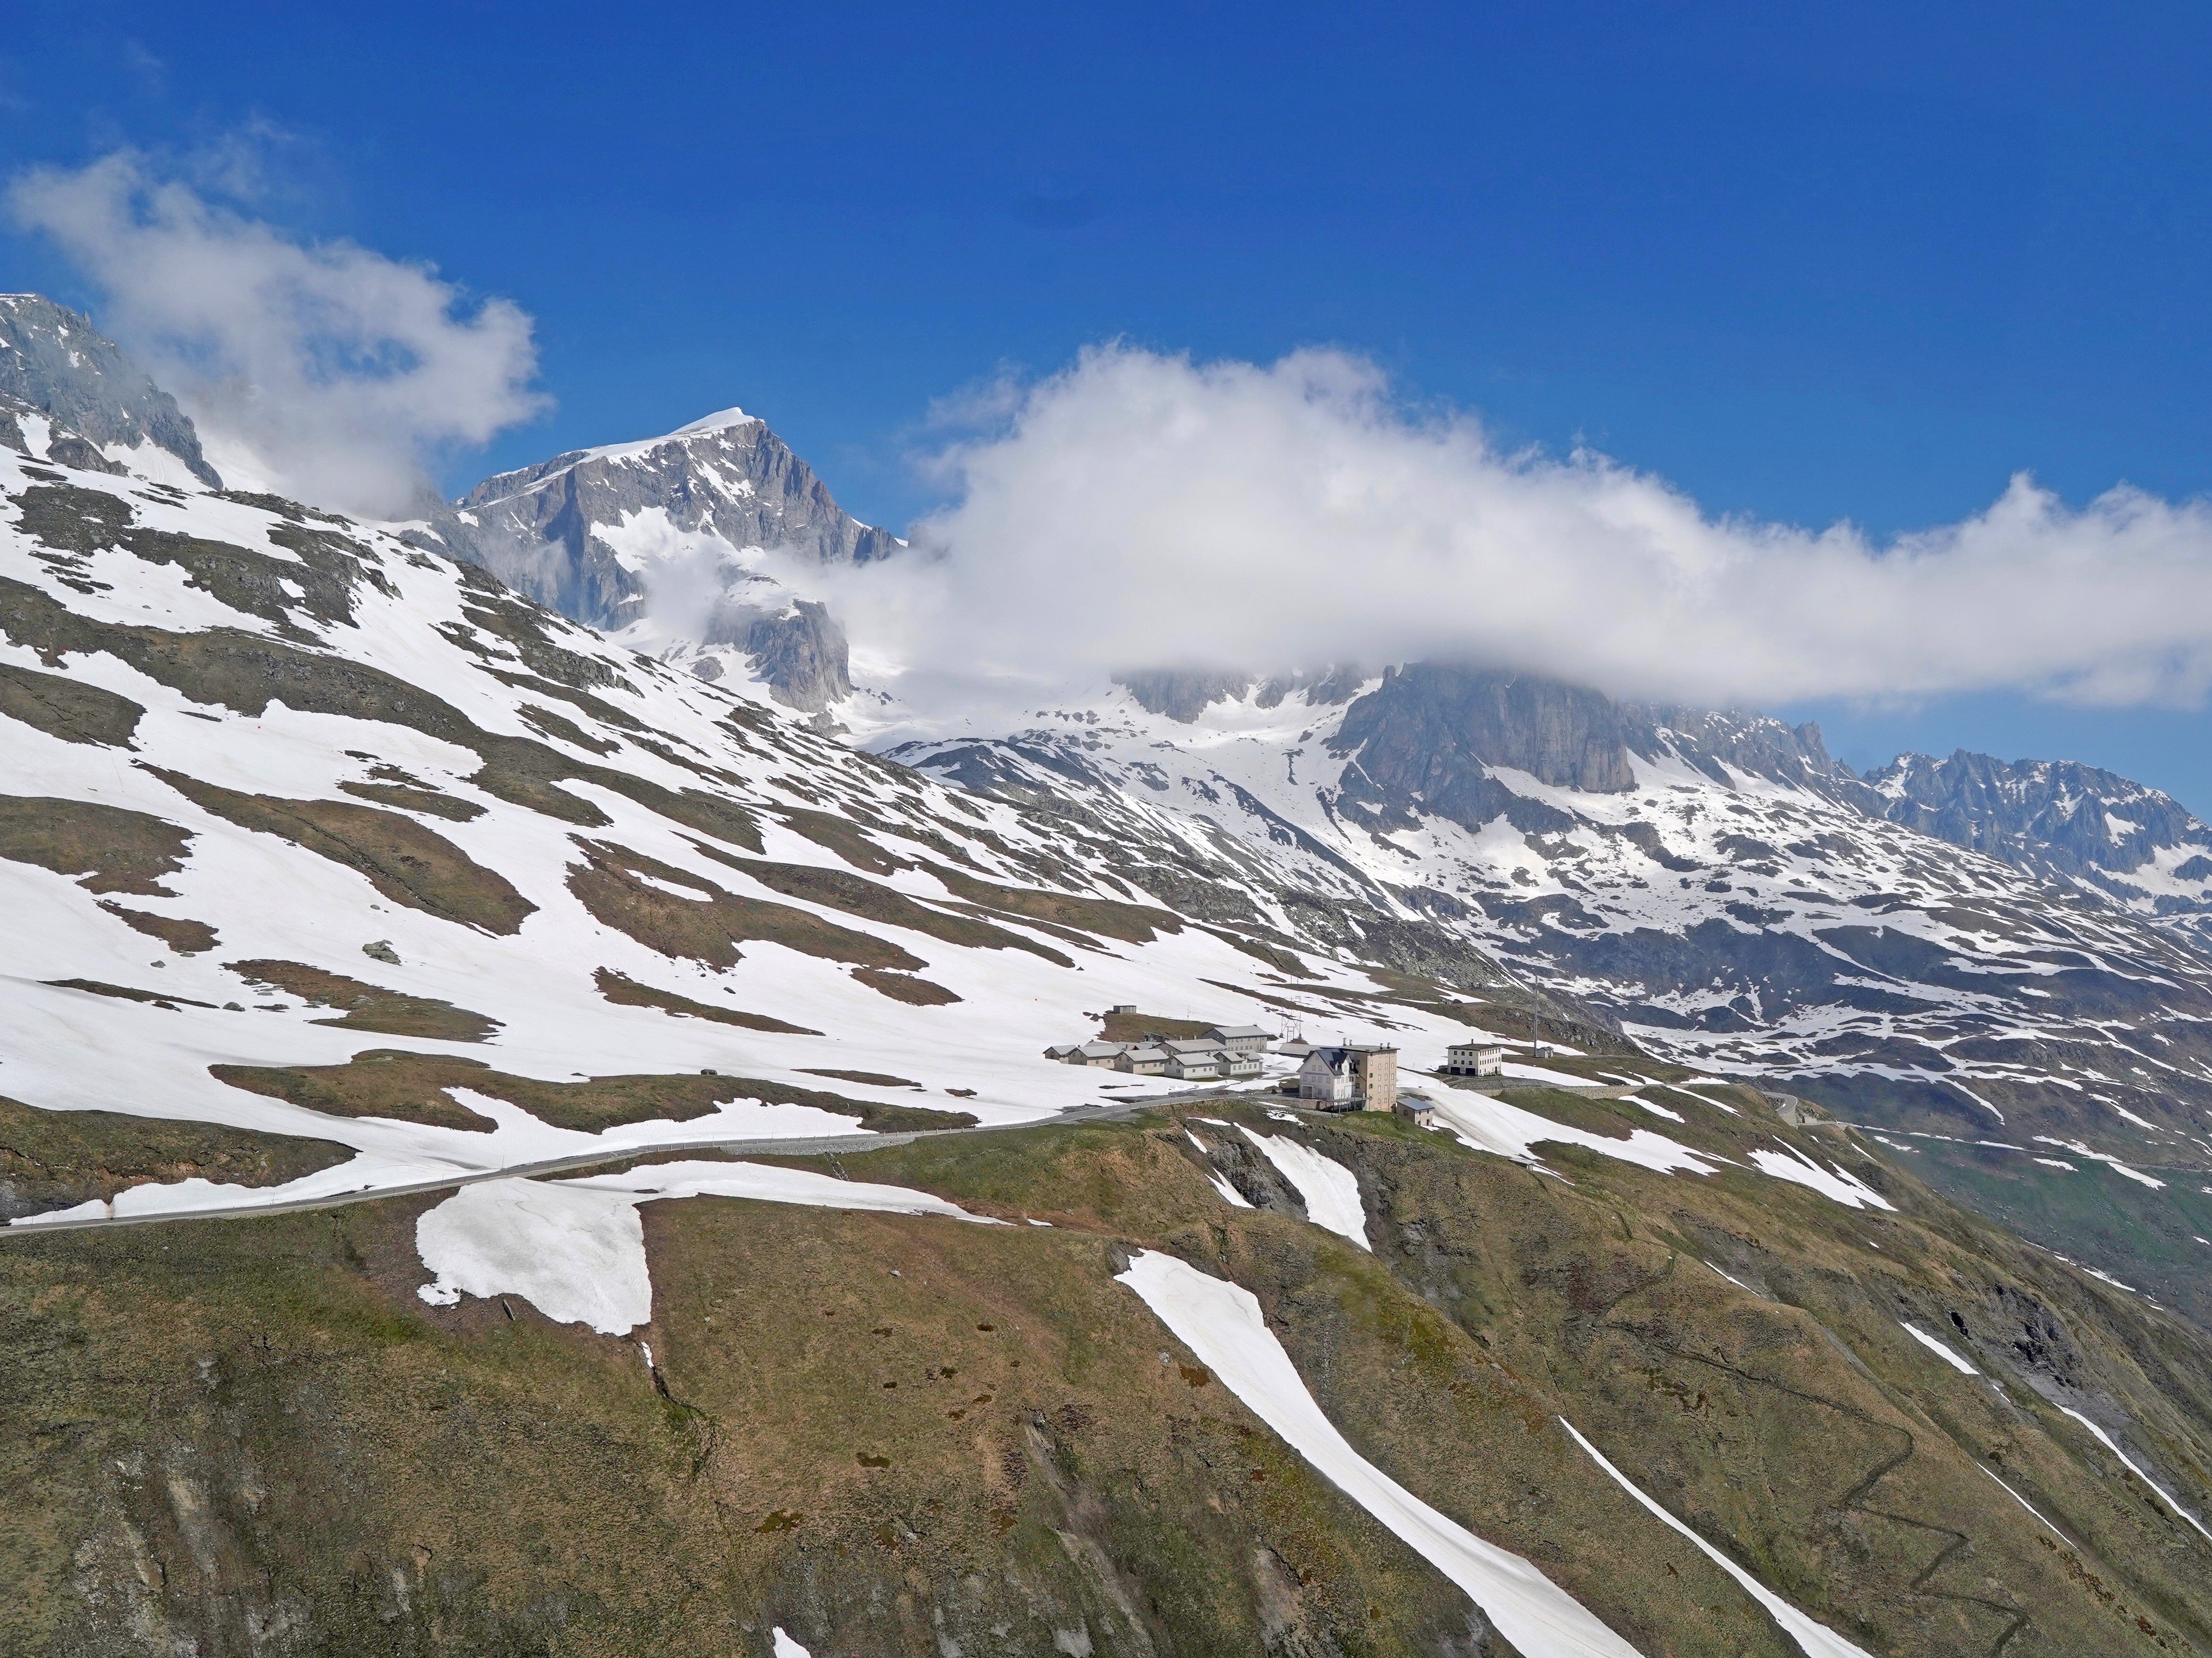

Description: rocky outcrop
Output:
[1114,668,1255,721]
[0,296,221,486]
[703,599,851,712]
[1327,665,1639,837]
[1861,750,2203,879]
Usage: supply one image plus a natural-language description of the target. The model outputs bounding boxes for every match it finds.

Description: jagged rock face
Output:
[702,597,851,712]
[1866,749,2203,873]
[1118,665,1366,720]
[0,296,221,487]
[447,410,900,629]
[1329,665,1640,832]
[1857,750,2212,945]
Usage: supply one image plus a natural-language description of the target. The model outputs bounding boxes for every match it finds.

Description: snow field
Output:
[1898,1323,1978,1375]
[1236,1126,1369,1248]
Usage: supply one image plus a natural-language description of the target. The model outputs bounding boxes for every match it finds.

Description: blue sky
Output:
[4,3,2212,804]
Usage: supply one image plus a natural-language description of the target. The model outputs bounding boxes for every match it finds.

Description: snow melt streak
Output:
[1117,1251,1644,1658]
[1558,1419,1878,1658]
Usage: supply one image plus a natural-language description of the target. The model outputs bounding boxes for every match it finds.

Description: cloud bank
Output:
[828,345,2212,713]
[9,149,545,517]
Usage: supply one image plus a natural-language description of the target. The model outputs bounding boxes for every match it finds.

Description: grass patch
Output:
[1098,1010,1217,1043]
[797,1069,920,1089]
[851,967,961,1006]
[96,901,218,954]
[0,794,193,895]
[593,967,821,1035]
[568,839,922,971]
[922,863,1181,943]
[147,769,534,934]
[690,846,1074,967]
[0,1093,350,1219]
[43,978,219,1011]
[226,959,500,1042]
[336,780,486,822]
[210,1051,977,1136]
[0,661,142,746]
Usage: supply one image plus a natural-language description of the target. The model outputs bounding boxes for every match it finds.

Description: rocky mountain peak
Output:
[445,407,901,627]
[428,406,902,713]
[0,295,221,489]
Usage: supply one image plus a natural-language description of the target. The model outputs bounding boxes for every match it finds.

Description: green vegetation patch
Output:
[690,845,1074,967]
[0,794,193,895]
[0,661,142,746]
[517,701,619,754]
[797,1069,920,1089]
[147,768,535,934]
[96,901,218,954]
[212,1050,976,1137]
[226,959,501,1043]
[336,780,486,822]
[567,838,923,971]
[1098,1010,1217,1043]
[0,1093,350,1220]
[772,806,907,873]
[592,967,822,1035]
[925,862,1182,943]
[43,978,219,1011]
[850,967,962,1006]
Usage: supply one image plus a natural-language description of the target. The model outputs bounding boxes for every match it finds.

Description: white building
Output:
[1115,1045,1170,1076]
[1296,1045,1399,1111]
[1205,1025,1271,1055]
[1440,1042,1505,1078]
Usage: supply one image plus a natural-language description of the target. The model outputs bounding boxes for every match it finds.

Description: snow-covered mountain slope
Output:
[0,439,1678,1233]
[887,669,2212,1165]
[1859,749,2212,944]
[417,408,900,711]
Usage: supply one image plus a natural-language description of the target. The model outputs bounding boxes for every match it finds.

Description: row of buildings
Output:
[1049,1022,1507,1108]
[1046,1024,1272,1082]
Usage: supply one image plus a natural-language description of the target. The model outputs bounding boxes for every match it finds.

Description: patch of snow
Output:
[1559,1418,1878,1658]
[1119,1252,1643,1657]
[772,1629,811,1658]
[1427,1091,1718,1180]
[1746,1144,1895,1210]
[1899,1324,1978,1375]
[2056,1406,2212,1545]
[1237,1126,1369,1249]
[416,1161,996,1333]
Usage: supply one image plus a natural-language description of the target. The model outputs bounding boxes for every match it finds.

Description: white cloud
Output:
[9,149,546,517]
[837,343,2212,713]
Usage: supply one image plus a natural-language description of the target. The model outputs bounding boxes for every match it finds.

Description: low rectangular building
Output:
[1115,1045,1170,1076]
[1440,1042,1505,1078]
[1205,1025,1271,1054]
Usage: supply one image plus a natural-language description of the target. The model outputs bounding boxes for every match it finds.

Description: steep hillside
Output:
[9,1073,2212,1656]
